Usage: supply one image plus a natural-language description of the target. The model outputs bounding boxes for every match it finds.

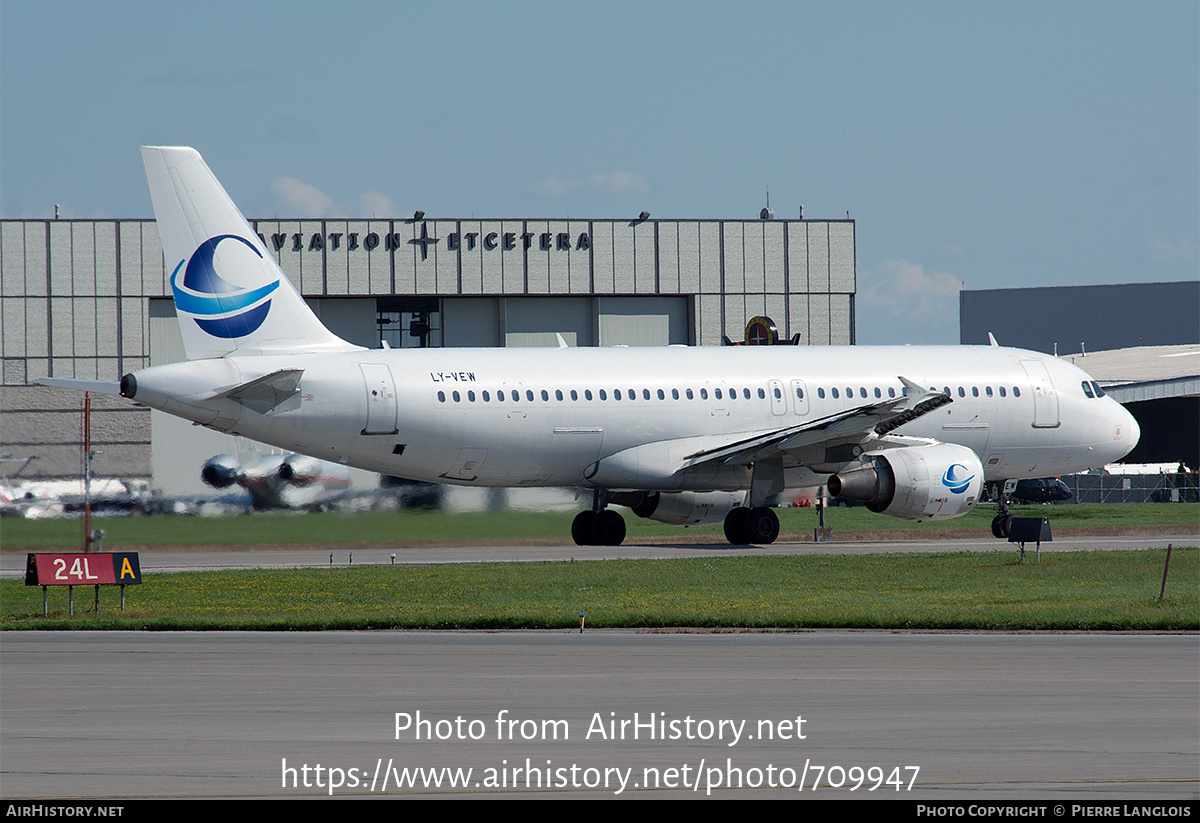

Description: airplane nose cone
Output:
[1124,407,1140,454]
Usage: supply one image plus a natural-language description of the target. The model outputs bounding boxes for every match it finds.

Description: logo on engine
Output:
[941,463,976,494]
[170,235,279,338]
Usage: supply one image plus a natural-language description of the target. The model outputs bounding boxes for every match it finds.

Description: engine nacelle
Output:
[615,490,747,526]
[827,443,983,521]
[278,454,321,486]
[200,455,239,489]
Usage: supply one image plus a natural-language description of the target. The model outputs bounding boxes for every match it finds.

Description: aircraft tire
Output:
[591,509,626,546]
[723,507,749,544]
[991,514,1013,539]
[572,511,596,546]
[743,506,780,545]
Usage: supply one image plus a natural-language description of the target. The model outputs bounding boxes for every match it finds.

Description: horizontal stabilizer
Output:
[210,369,304,415]
[34,377,123,396]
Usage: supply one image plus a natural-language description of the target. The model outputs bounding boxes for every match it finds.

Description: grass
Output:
[3,547,1195,631]
[2,503,1197,551]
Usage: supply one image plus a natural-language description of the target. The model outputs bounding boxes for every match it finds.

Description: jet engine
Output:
[613,490,747,526]
[200,455,239,489]
[826,443,983,521]
[277,454,322,486]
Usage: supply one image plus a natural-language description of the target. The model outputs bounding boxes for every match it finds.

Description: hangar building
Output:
[1,215,856,494]
[960,281,1200,469]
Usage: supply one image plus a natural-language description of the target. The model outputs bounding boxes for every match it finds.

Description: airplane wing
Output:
[678,376,952,470]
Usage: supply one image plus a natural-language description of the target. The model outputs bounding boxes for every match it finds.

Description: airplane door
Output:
[789,379,810,416]
[360,363,398,435]
[768,380,787,416]
[1019,359,1060,429]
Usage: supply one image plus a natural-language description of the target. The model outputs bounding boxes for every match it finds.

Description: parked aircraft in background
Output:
[38,147,1140,545]
[200,453,351,510]
[1010,477,1073,504]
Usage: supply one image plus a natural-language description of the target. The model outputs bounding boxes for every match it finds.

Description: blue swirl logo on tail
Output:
[941,463,976,494]
[170,235,279,338]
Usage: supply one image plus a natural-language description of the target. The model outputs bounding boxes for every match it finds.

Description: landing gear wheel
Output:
[743,506,780,544]
[991,514,1013,539]
[590,509,626,546]
[572,510,596,546]
[724,507,749,544]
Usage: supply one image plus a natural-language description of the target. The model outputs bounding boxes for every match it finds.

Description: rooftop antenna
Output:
[759,187,774,220]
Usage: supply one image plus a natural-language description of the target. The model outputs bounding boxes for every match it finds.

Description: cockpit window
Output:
[1081,380,1094,398]
[1091,381,1105,397]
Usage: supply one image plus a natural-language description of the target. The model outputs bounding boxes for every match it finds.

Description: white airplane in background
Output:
[200,453,351,510]
[39,147,1140,546]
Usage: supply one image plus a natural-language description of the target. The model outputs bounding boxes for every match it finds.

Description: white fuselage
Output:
[128,343,1139,492]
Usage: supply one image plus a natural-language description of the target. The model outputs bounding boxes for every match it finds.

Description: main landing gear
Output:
[989,480,1014,538]
[723,506,780,545]
[571,509,626,546]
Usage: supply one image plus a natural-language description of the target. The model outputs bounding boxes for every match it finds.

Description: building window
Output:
[377,297,440,348]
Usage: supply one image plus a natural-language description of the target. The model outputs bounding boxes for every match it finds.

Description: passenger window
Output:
[643,389,651,400]
[985,386,993,397]
[541,390,549,401]
[614,389,622,400]
[832,388,839,399]
[957,387,966,398]
[570,390,577,400]
[972,387,979,397]
[818,387,826,399]
[796,387,804,399]
[556,390,563,401]
[874,387,881,398]
[686,388,694,400]
[758,388,766,399]
[743,388,751,399]
[526,390,534,402]
[437,391,446,402]
[671,388,679,400]
[482,390,490,402]
[468,391,476,402]
[999,386,1006,397]
[585,389,593,401]
[860,387,867,398]
[1013,387,1021,397]
[599,389,607,400]
[700,388,708,399]
[657,389,665,400]
[453,391,461,402]
[888,387,896,398]
[715,388,723,400]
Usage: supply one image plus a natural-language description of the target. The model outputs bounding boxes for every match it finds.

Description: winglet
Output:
[988,332,999,347]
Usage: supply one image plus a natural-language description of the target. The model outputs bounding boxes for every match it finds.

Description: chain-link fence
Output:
[1063,472,1199,504]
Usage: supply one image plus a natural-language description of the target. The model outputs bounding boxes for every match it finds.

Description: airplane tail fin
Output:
[141,146,361,360]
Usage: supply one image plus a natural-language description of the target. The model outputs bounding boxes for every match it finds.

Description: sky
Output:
[2,0,1196,344]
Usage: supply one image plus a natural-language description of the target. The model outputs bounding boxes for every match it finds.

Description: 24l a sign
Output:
[25,553,142,586]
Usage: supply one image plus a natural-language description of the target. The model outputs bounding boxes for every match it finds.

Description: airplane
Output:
[1009,477,1073,505]
[37,147,1141,546]
[200,453,351,510]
